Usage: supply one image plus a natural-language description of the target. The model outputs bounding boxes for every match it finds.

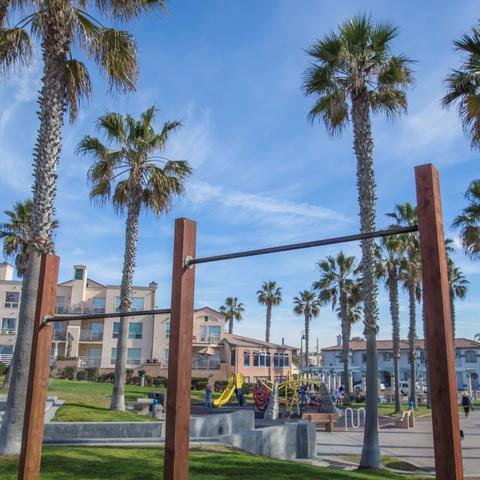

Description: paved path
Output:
[315,410,480,478]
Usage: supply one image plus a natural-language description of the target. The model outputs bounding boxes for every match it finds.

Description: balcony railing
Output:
[192,357,221,370]
[0,328,16,335]
[53,330,67,341]
[0,353,13,365]
[55,303,106,315]
[194,335,221,344]
[110,357,143,366]
[79,330,104,342]
[78,356,103,368]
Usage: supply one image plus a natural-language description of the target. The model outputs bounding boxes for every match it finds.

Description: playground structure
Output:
[213,373,245,407]
[17,164,463,480]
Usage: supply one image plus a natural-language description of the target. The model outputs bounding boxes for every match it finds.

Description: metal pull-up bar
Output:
[187,225,419,267]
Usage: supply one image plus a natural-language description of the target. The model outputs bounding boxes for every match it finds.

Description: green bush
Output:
[76,370,87,381]
[62,366,77,380]
[0,362,7,376]
[242,382,255,394]
[126,369,134,379]
[99,372,115,383]
[85,367,99,382]
[153,376,167,388]
[214,380,228,392]
[191,378,208,390]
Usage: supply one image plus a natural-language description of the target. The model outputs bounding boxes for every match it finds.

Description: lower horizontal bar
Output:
[44,308,171,324]
[189,225,418,266]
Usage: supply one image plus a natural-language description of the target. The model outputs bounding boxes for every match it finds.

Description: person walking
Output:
[461,391,474,418]
[205,384,212,410]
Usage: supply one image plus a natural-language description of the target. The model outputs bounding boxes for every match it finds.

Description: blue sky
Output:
[1,0,479,350]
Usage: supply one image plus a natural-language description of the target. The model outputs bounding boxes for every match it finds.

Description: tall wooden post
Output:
[163,218,196,480]
[19,254,59,480]
[415,164,463,480]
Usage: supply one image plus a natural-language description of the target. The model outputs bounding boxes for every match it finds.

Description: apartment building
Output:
[0,263,296,383]
[321,336,480,390]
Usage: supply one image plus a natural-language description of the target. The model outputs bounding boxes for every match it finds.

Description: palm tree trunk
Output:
[304,314,310,368]
[408,285,417,408]
[0,0,9,26]
[351,91,381,469]
[110,195,141,411]
[450,289,456,343]
[388,269,401,412]
[0,4,72,454]
[265,303,272,343]
[228,317,233,334]
[340,287,350,395]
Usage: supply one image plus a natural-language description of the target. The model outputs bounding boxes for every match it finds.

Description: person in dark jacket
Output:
[461,391,474,418]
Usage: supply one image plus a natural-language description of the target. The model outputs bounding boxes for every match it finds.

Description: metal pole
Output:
[415,164,463,480]
[45,308,171,324]
[19,255,60,480]
[163,218,197,480]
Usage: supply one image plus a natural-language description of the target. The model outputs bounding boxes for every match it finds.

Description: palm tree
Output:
[475,333,480,342]
[293,290,320,371]
[78,107,191,411]
[452,180,480,259]
[313,251,357,395]
[0,1,164,454]
[443,22,480,148]
[219,297,245,334]
[303,14,413,468]
[388,203,421,409]
[377,235,403,412]
[257,281,282,343]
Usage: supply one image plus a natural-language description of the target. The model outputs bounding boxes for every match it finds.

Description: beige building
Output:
[0,263,296,383]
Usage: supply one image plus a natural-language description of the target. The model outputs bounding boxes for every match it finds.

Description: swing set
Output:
[17,164,463,480]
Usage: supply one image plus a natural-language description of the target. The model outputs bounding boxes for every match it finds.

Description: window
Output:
[273,352,289,367]
[204,315,209,322]
[2,318,16,331]
[208,326,221,338]
[92,297,106,314]
[55,296,66,313]
[253,352,259,367]
[91,323,103,339]
[266,352,271,367]
[420,351,426,364]
[383,352,393,362]
[129,322,143,339]
[243,351,250,367]
[362,353,367,364]
[111,347,142,365]
[74,268,84,280]
[165,322,170,339]
[164,348,169,363]
[200,325,207,340]
[230,349,236,366]
[113,322,120,338]
[132,297,144,312]
[466,350,477,363]
[5,291,19,308]
[0,345,13,354]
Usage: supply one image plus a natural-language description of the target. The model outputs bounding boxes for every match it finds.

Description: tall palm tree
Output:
[377,235,403,412]
[0,1,165,454]
[447,258,469,340]
[388,203,421,409]
[303,15,413,468]
[257,281,282,343]
[293,290,320,371]
[313,251,357,395]
[475,333,480,342]
[219,297,245,334]
[78,107,191,411]
[443,22,480,148]
[0,201,56,277]
[452,180,480,259]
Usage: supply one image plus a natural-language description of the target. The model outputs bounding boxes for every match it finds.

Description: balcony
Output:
[192,357,221,370]
[78,356,103,368]
[55,303,106,315]
[0,353,13,365]
[194,335,221,344]
[0,328,16,336]
[79,330,104,342]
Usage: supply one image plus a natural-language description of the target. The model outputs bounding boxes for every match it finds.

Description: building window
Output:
[266,352,271,367]
[164,348,169,363]
[5,291,19,308]
[113,322,119,338]
[362,353,367,364]
[0,345,13,355]
[230,349,236,366]
[243,351,250,367]
[92,297,106,314]
[74,268,84,280]
[253,352,259,367]
[466,350,477,363]
[165,322,170,339]
[1,318,16,332]
[383,352,393,362]
[208,326,221,339]
[420,351,426,364]
[273,352,289,367]
[259,352,269,367]
[132,297,144,312]
[111,347,142,365]
[204,315,209,322]
[128,322,143,339]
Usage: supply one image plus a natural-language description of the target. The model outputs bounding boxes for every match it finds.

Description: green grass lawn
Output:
[0,446,423,480]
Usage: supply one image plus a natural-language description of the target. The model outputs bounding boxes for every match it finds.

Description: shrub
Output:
[138,369,146,377]
[126,368,134,379]
[99,372,115,383]
[62,366,77,380]
[0,362,7,376]
[85,367,99,382]
[126,375,139,385]
[153,376,167,388]
[76,370,87,381]
[144,374,154,387]
[214,380,228,392]
[191,378,208,390]
[242,382,255,395]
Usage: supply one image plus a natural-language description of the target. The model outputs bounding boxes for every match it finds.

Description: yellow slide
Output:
[213,373,244,407]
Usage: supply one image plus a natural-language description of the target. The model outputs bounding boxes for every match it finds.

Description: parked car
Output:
[399,380,427,396]
[353,382,385,393]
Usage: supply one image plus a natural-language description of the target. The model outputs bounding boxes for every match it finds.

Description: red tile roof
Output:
[322,338,480,351]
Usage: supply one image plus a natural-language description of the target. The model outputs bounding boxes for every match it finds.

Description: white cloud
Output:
[187,180,351,223]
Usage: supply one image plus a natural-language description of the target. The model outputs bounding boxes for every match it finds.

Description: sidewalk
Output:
[315,410,480,477]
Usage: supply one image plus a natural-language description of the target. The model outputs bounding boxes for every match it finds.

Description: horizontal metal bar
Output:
[45,308,171,324]
[189,225,418,266]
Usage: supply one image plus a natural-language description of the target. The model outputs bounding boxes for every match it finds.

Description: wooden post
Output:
[163,218,196,480]
[415,164,463,480]
[19,254,59,480]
